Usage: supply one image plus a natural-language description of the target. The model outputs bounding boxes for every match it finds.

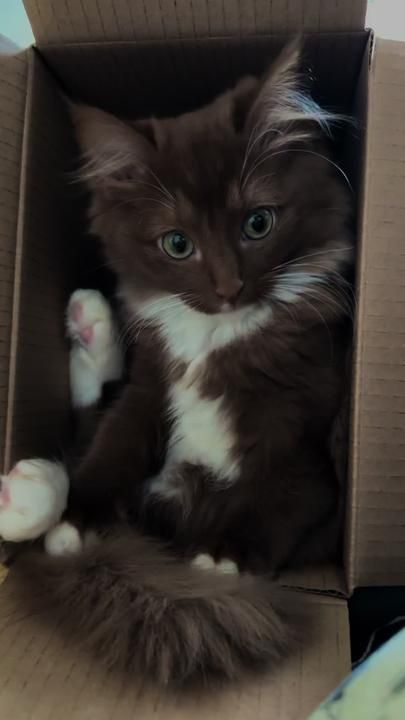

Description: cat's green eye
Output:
[161,231,194,260]
[243,208,275,240]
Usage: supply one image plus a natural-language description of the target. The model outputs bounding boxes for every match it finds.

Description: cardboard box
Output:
[1,1,405,717]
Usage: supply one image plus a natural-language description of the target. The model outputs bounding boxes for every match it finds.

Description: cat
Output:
[0,41,354,686]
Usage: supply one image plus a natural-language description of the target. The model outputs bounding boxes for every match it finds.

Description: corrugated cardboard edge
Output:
[349,38,405,588]
[3,50,34,473]
[23,0,368,45]
[0,50,28,472]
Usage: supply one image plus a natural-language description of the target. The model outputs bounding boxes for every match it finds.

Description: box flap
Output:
[24,0,368,45]
[0,570,350,719]
[0,51,28,472]
[348,38,405,589]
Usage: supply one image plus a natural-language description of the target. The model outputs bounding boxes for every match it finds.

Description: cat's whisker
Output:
[118,317,142,348]
[240,126,282,186]
[144,166,176,204]
[127,295,190,341]
[268,246,354,275]
[293,286,351,322]
[302,297,334,355]
[241,148,280,190]
[310,271,357,312]
[270,264,354,300]
[243,147,353,193]
[90,197,138,222]
[269,262,355,323]
[132,179,176,208]
[305,286,353,319]
[270,295,299,330]
[134,196,174,212]
[241,130,316,189]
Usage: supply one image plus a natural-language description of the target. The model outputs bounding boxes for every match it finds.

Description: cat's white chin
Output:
[220,301,233,313]
[132,293,273,365]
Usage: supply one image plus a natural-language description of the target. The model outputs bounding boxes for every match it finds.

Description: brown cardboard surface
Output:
[0,571,350,720]
[3,49,83,471]
[282,565,347,596]
[0,52,28,472]
[348,38,405,588]
[24,0,368,45]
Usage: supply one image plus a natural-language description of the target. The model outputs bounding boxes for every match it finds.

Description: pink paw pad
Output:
[71,301,84,324]
[79,325,94,345]
[0,484,11,507]
[8,465,21,477]
[9,461,30,478]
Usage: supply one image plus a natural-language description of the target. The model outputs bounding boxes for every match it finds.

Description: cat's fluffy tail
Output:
[16,529,298,686]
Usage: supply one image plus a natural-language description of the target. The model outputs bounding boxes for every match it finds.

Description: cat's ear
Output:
[244,39,333,144]
[249,38,302,127]
[70,104,155,191]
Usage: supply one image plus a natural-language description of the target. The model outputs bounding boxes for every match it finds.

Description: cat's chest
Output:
[139,297,274,483]
[167,360,239,482]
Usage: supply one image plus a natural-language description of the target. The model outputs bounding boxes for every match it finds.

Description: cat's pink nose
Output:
[215,278,244,303]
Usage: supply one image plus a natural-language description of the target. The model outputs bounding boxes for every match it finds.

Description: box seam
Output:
[4,49,34,472]
[347,38,376,594]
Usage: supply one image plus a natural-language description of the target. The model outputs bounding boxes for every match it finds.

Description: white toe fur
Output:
[192,553,239,574]
[192,553,216,570]
[216,558,239,575]
[45,521,82,556]
[67,289,124,408]
[0,459,69,542]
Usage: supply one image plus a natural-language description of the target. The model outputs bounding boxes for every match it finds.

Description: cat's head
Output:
[72,42,353,327]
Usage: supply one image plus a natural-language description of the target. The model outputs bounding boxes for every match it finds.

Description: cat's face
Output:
[74,42,352,323]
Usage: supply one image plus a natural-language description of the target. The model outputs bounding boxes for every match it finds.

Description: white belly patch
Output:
[150,364,239,499]
[167,370,239,481]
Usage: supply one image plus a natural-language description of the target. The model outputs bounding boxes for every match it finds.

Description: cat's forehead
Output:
[150,94,279,210]
[158,129,243,207]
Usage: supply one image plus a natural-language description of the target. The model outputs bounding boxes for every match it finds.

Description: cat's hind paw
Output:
[0,460,69,542]
[192,553,216,571]
[45,521,82,556]
[67,289,124,408]
[192,553,239,575]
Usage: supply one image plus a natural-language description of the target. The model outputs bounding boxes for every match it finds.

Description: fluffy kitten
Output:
[1,42,353,686]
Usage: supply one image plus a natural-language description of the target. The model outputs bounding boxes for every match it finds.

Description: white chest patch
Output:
[133,295,273,497]
[166,365,239,484]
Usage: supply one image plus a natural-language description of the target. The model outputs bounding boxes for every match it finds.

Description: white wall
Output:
[0,1,34,48]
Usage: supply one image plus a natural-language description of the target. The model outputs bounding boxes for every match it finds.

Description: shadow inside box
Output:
[349,587,405,665]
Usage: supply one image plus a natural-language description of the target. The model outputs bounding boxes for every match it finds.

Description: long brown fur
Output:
[18,531,294,686]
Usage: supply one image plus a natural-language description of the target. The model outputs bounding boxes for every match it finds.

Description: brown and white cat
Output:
[0,43,353,685]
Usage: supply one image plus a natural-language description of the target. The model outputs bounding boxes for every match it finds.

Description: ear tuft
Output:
[69,104,154,190]
[246,39,339,150]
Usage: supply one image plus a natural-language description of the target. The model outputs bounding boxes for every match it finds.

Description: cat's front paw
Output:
[67,289,118,356]
[67,289,124,408]
[0,460,69,542]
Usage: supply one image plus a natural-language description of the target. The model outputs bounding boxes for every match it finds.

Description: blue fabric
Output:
[309,629,405,719]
